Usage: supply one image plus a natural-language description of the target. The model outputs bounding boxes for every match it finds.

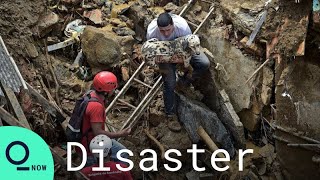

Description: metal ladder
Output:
[104,0,215,132]
[105,61,163,132]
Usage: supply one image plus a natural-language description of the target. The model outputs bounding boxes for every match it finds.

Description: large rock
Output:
[176,93,236,158]
[219,0,266,35]
[203,27,260,113]
[81,26,121,74]
[202,27,274,131]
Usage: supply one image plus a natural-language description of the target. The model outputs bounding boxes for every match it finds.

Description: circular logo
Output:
[0,126,54,179]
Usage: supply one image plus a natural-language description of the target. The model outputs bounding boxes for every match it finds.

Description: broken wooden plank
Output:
[26,82,66,124]
[197,126,233,172]
[0,106,27,127]
[0,80,31,129]
[0,118,3,126]
[197,126,222,155]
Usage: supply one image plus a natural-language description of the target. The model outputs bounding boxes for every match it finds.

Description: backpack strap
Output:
[80,91,102,150]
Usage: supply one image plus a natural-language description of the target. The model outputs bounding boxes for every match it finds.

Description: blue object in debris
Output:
[314,0,320,12]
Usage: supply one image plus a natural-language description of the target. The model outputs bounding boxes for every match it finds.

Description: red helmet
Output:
[93,71,118,92]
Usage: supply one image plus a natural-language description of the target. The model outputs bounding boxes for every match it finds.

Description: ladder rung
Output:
[117,99,136,109]
[133,78,153,88]
[186,20,199,28]
[105,61,146,114]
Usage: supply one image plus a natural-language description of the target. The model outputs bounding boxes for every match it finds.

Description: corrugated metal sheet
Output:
[0,36,27,96]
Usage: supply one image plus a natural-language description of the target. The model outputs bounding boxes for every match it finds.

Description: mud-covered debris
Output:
[163,2,179,12]
[93,0,108,6]
[37,11,59,37]
[25,41,38,58]
[168,121,182,132]
[239,36,264,56]
[126,2,157,41]
[220,0,266,36]
[261,67,273,106]
[61,0,81,5]
[186,170,200,180]
[149,108,165,127]
[112,26,136,36]
[64,19,86,38]
[83,9,103,24]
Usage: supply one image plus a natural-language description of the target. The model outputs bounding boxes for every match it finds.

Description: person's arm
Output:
[91,122,131,139]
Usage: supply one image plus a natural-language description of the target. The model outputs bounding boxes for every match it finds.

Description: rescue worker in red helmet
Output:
[79,71,131,167]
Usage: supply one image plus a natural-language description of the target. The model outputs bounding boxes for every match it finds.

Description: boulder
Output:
[81,26,121,74]
[202,26,274,131]
[176,93,236,158]
[203,27,260,113]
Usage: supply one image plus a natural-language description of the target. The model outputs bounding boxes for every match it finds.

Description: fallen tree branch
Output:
[38,75,60,109]
[44,40,61,106]
[144,128,165,160]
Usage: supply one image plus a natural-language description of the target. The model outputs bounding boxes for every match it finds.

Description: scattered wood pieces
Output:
[240,36,263,56]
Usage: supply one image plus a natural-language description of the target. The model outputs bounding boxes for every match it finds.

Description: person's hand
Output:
[121,127,131,136]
